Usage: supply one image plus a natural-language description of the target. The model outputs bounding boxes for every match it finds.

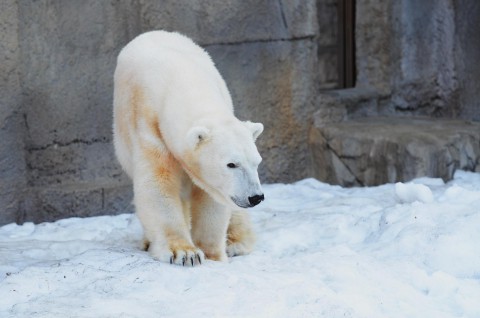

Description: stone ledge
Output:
[309,117,480,186]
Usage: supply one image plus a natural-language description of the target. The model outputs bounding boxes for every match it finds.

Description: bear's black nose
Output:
[248,194,265,207]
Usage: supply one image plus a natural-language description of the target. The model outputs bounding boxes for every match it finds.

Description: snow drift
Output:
[1,171,479,317]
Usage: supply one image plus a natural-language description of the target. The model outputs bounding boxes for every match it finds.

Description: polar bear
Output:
[113,31,264,266]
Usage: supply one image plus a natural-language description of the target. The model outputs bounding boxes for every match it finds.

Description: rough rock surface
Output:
[0,0,27,224]
[310,117,480,186]
[354,0,459,118]
[455,0,480,121]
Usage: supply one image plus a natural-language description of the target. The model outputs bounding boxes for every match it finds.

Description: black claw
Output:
[197,254,202,265]
[191,257,194,267]
[170,256,173,264]
[182,256,186,266]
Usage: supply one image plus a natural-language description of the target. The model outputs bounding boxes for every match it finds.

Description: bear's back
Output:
[117,31,214,78]
[115,31,231,113]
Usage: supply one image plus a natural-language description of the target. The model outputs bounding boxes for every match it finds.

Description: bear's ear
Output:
[244,121,264,141]
[187,126,210,149]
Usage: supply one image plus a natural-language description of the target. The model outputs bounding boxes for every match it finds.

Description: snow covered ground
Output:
[1,171,480,318]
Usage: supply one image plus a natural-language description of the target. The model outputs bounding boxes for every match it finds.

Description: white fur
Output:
[113,31,263,264]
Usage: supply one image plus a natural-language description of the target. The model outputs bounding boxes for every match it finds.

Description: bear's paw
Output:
[226,241,254,257]
[148,241,205,267]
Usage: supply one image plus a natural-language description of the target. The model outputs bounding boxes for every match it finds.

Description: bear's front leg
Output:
[134,149,204,266]
[191,185,231,262]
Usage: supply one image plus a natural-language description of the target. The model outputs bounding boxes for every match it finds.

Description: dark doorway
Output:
[338,0,356,88]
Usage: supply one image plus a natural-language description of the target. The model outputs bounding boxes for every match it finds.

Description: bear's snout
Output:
[248,194,264,207]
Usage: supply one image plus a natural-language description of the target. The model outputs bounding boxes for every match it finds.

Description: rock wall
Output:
[1,0,479,224]
[454,0,480,122]
[0,0,327,225]
[390,0,458,117]
[316,0,339,90]
[310,0,480,187]
[319,0,477,121]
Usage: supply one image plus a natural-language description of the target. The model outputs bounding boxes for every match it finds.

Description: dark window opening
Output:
[338,0,356,88]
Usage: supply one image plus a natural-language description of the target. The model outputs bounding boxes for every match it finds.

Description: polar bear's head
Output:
[185,119,264,209]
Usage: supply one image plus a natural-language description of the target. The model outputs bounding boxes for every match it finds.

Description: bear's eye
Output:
[227,163,238,168]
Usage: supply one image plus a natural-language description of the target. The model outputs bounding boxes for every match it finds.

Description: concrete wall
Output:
[1,0,327,225]
[1,0,479,225]
[0,0,27,224]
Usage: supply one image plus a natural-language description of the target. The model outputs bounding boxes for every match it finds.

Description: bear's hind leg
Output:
[142,238,150,251]
[226,210,256,257]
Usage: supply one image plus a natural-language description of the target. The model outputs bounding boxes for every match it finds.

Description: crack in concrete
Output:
[324,140,365,187]
[278,0,289,31]
[101,188,105,210]
[202,34,315,47]
[26,164,77,174]
[27,137,110,152]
